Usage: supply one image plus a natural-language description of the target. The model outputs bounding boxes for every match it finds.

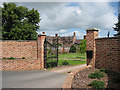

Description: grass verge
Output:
[58,60,86,65]
[59,53,86,60]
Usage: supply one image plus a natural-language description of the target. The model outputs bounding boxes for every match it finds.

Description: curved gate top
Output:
[44,37,58,68]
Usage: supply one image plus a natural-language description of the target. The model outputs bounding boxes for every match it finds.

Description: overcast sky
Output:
[0,1,119,39]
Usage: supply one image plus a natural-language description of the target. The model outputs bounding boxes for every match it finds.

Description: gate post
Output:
[38,32,46,69]
[86,28,98,67]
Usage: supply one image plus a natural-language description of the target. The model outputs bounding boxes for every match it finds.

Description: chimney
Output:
[43,32,45,34]
[74,32,76,36]
[55,34,58,37]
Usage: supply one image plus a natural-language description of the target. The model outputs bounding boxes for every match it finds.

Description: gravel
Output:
[72,67,108,88]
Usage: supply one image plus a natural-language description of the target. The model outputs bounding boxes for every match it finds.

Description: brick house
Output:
[46,32,82,53]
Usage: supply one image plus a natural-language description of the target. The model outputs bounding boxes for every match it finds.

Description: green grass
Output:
[58,53,86,60]
[58,60,86,65]
[3,57,15,60]
[46,53,86,68]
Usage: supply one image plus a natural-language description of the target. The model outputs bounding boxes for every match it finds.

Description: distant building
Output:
[46,32,82,53]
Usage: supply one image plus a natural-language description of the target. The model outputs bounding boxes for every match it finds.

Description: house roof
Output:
[46,36,74,47]
[74,39,81,45]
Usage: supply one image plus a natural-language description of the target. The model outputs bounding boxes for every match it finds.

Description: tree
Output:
[69,45,76,53]
[77,39,86,60]
[78,39,86,54]
[113,13,120,37]
[2,3,40,40]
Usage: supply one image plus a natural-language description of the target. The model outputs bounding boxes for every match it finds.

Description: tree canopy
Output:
[77,39,86,54]
[113,13,120,37]
[2,2,40,40]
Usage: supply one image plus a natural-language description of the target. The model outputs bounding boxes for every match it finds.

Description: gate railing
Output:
[44,37,58,68]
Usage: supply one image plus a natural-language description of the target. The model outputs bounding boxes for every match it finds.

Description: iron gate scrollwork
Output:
[44,37,58,68]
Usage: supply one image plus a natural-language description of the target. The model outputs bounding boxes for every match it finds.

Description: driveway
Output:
[50,64,86,73]
[2,70,67,88]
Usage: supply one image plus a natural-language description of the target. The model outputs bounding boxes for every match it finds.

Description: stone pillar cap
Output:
[55,34,58,37]
[86,28,99,31]
[38,32,46,36]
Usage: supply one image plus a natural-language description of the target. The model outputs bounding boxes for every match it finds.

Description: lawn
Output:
[46,60,86,67]
[46,53,87,68]
[58,60,86,65]
[58,53,86,60]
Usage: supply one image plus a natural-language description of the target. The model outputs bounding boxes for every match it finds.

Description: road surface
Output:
[2,70,67,88]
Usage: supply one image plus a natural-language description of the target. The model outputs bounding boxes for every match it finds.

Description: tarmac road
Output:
[2,70,67,88]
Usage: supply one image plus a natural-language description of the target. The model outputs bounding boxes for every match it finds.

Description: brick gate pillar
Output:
[38,32,46,69]
[86,28,99,67]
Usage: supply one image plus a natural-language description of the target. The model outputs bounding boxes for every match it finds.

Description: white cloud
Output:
[37,2,117,32]
[2,2,118,38]
[59,29,67,33]
[0,0,4,7]
[76,9,82,14]
[2,0,119,2]
[59,30,83,38]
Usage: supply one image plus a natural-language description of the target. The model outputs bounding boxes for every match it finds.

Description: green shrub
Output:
[69,45,76,53]
[63,52,67,54]
[62,61,69,65]
[3,57,7,59]
[46,61,57,68]
[22,57,25,59]
[9,57,15,59]
[100,68,106,73]
[88,71,104,79]
[88,80,105,89]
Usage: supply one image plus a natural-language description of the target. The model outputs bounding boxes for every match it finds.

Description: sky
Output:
[0,0,119,39]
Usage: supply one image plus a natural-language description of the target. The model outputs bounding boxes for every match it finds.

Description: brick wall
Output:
[95,37,120,73]
[1,32,47,71]
[1,40,37,59]
[2,59,41,71]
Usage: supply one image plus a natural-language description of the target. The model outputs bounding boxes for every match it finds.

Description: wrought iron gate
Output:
[44,37,58,68]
